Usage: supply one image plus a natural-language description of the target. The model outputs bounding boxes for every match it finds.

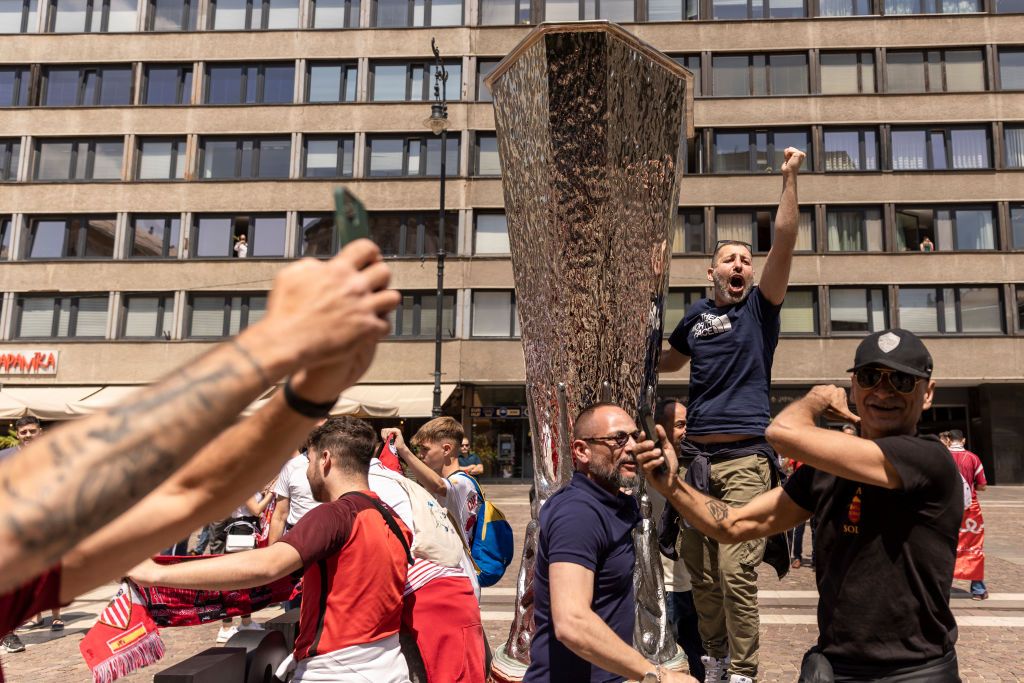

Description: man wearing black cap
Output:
[637,329,964,682]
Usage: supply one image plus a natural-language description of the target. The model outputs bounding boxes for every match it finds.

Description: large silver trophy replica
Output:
[485,22,695,682]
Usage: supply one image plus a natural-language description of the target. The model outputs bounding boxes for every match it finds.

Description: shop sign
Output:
[0,350,60,375]
[471,405,526,418]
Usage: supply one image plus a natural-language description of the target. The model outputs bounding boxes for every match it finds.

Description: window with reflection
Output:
[188,293,267,337]
[298,214,335,256]
[307,62,357,102]
[826,206,883,252]
[147,0,196,28]
[34,138,123,180]
[303,136,354,177]
[715,207,814,252]
[995,0,1024,10]
[1,0,40,32]
[712,0,805,19]
[885,49,985,93]
[480,0,530,23]
[830,287,887,334]
[192,214,287,258]
[816,0,870,14]
[1013,205,1024,250]
[543,0,635,21]
[1017,285,1024,331]
[819,52,875,94]
[143,64,192,104]
[388,291,456,338]
[311,0,359,26]
[1000,49,1024,90]
[199,137,290,179]
[0,216,11,259]
[890,127,990,170]
[205,63,294,104]
[472,290,519,338]
[209,0,298,28]
[649,0,698,19]
[368,211,458,257]
[16,294,108,338]
[671,55,701,96]
[672,210,705,254]
[49,0,138,32]
[712,53,808,97]
[474,132,500,176]
[25,216,116,258]
[370,60,461,101]
[898,286,1002,334]
[0,139,19,180]
[121,293,175,338]
[883,0,979,13]
[477,58,499,101]
[712,128,811,173]
[664,288,705,336]
[823,128,878,171]
[374,0,462,26]
[137,138,185,179]
[0,67,31,106]
[895,206,996,251]
[41,65,132,105]
[366,135,461,177]
[780,288,818,335]
[128,215,180,257]
[474,211,508,254]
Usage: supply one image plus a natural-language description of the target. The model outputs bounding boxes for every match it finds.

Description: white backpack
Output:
[390,476,466,568]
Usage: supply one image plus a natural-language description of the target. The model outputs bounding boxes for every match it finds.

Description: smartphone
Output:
[638,404,668,476]
[334,187,369,248]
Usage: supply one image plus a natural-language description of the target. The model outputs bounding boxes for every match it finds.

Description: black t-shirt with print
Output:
[784,434,963,666]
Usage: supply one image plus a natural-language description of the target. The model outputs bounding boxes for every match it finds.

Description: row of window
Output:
[2,0,1022,35]
[3,123,1023,183]
[2,283,1023,341]
[3,204,1024,262]
[3,48,1023,109]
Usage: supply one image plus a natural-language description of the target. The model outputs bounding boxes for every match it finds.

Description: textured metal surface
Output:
[488,22,693,668]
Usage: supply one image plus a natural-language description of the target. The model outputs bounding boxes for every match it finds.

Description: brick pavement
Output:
[4,484,1024,681]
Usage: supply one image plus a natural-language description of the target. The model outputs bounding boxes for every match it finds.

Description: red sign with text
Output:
[0,350,59,375]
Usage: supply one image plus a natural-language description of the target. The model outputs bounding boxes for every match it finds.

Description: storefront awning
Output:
[0,383,456,421]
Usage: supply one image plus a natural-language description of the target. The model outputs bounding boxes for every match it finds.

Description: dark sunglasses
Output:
[581,430,643,449]
[854,367,920,394]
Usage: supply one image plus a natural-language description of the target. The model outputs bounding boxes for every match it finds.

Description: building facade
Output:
[0,0,1022,480]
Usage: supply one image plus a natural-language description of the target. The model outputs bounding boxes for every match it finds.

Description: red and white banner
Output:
[0,350,59,375]
[954,496,985,581]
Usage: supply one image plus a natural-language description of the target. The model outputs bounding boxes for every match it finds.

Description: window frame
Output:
[663,287,706,338]
[824,205,885,252]
[297,213,337,257]
[818,50,876,94]
[998,48,1024,91]
[23,215,118,259]
[0,67,31,106]
[203,62,295,105]
[186,292,268,338]
[372,0,463,26]
[888,125,992,171]
[369,210,459,258]
[711,52,810,97]
[305,61,358,103]
[0,139,20,181]
[822,127,880,172]
[146,0,197,29]
[119,292,175,339]
[33,138,124,181]
[190,213,288,259]
[884,48,987,93]
[365,134,461,178]
[135,136,186,180]
[47,0,139,32]
[473,210,509,255]
[388,290,456,339]
[40,64,134,106]
[896,285,1005,335]
[301,135,355,178]
[1,0,39,32]
[894,205,999,252]
[473,131,500,176]
[310,0,360,27]
[710,0,808,20]
[207,0,300,29]
[141,63,193,104]
[478,0,531,23]
[14,293,109,339]
[126,214,181,258]
[710,127,812,174]
[713,206,815,253]
[470,289,519,338]
[779,286,820,336]
[368,59,462,102]
[827,286,889,335]
[198,136,292,180]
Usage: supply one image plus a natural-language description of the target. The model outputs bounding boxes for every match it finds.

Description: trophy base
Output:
[488,641,690,683]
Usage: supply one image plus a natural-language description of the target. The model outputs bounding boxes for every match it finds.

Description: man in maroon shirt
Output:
[942,430,988,600]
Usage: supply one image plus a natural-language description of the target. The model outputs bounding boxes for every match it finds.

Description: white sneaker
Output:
[237,620,263,631]
[729,676,754,683]
[701,656,730,683]
[216,625,238,643]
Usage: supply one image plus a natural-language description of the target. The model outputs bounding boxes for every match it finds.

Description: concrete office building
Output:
[0,0,1022,480]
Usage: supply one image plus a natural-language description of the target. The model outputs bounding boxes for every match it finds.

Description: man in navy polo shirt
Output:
[524,403,695,683]
[659,148,805,683]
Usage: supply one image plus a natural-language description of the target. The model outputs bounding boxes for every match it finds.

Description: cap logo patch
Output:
[878,332,900,353]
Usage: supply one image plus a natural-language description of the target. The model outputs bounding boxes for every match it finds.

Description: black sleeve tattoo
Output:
[705,498,730,523]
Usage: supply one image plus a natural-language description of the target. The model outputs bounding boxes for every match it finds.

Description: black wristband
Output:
[283,378,337,418]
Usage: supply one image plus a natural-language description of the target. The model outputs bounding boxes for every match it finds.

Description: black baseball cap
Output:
[847,329,933,379]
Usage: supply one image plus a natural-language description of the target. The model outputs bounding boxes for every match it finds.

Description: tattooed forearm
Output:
[705,499,730,523]
[0,339,283,584]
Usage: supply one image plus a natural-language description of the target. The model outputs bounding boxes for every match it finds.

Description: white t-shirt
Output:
[648,487,692,593]
[367,458,479,601]
[274,454,320,526]
[440,472,481,544]
[231,492,262,519]
[234,241,248,258]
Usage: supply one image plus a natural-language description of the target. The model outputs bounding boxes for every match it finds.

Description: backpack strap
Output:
[346,491,414,566]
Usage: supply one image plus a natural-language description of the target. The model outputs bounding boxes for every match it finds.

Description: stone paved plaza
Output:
[4,485,1023,682]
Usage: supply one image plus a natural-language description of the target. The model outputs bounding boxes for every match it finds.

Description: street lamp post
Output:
[424,38,449,418]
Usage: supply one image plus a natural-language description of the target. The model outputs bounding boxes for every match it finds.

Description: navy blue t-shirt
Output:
[525,473,641,683]
[667,286,781,436]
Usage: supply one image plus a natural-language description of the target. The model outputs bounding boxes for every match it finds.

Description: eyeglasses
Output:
[580,430,643,449]
[854,367,920,395]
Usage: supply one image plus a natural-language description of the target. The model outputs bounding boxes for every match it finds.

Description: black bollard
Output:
[153,647,247,682]
[264,608,301,652]
[225,628,289,683]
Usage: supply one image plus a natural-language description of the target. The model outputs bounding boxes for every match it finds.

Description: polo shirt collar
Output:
[570,471,633,510]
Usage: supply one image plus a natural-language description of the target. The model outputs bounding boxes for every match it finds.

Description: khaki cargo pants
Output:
[680,454,771,680]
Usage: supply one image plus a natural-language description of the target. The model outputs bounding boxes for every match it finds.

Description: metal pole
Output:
[430,39,448,418]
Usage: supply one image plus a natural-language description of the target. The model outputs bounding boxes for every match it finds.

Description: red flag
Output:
[379,433,402,473]
[954,496,985,581]
[80,582,165,683]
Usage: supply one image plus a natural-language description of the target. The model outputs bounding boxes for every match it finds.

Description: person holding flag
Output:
[942,430,988,600]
